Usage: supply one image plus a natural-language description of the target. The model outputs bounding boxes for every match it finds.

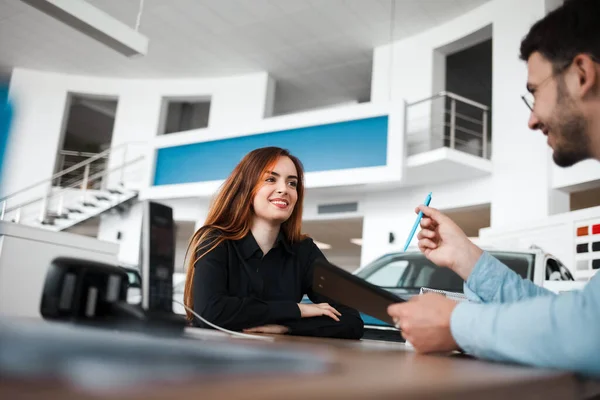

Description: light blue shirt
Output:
[450,251,600,377]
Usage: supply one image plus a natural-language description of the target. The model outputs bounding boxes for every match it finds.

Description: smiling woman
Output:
[182,146,363,339]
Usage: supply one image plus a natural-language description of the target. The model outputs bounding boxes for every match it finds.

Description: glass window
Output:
[492,252,533,279]
[161,99,211,134]
[125,270,141,288]
[357,254,463,292]
[546,258,562,281]
[364,260,408,286]
[559,264,575,281]
[546,258,575,281]
[357,251,535,293]
[173,281,185,294]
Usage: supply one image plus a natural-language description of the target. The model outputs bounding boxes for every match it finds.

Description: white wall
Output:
[97,203,142,266]
[302,190,364,222]
[97,196,209,266]
[490,0,570,226]
[370,0,576,232]
[142,101,401,200]
[552,160,600,191]
[0,222,118,318]
[5,68,273,199]
[480,206,600,280]
[361,177,492,266]
[366,0,598,280]
[6,66,402,266]
[8,0,589,272]
[4,74,69,204]
[6,68,272,265]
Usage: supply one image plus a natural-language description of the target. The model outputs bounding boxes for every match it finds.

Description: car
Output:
[352,246,585,341]
[121,266,187,315]
[173,279,185,315]
[121,265,142,305]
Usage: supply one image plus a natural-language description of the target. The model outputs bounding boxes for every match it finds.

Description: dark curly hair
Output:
[520,0,600,72]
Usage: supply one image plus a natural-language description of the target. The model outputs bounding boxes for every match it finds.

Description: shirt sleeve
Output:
[193,240,300,331]
[450,274,600,377]
[464,251,555,303]
[286,241,364,340]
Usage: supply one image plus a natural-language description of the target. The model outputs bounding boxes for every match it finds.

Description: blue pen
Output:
[403,192,432,251]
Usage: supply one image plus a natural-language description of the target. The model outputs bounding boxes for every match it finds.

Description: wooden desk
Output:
[1,327,596,400]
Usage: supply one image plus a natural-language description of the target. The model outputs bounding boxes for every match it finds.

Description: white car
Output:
[354,245,585,296]
[121,268,187,315]
[173,279,185,315]
[121,266,142,304]
[352,246,585,341]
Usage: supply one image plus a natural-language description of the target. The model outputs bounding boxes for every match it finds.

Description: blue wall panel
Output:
[153,115,388,186]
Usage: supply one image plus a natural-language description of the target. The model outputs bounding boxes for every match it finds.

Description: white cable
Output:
[173,299,273,342]
[134,0,145,31]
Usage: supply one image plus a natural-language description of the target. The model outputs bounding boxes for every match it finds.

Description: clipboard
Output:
[312,258,405,326]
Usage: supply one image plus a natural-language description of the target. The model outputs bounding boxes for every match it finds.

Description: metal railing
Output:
[54,150,108,189]
[405,91,490,159]
[0,142,146,225]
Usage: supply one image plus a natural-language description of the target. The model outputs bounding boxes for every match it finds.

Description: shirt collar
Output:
[276,231,294,255]
[239,232,261,260]
[238,231,294,259]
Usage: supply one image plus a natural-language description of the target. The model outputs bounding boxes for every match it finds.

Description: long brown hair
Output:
[183,147,306,320]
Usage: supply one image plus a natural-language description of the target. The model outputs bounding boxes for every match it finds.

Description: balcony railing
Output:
[405,91,490,159]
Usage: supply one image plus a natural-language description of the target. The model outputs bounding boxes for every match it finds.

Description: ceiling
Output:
[444,203,490,237]
[0,0,489,114]
[570,185,600,212]
[303,217,363,271]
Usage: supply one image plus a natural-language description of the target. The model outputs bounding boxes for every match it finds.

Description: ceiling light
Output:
[350,238,362,246]
[20,0,148,57]
[313,240,331,250]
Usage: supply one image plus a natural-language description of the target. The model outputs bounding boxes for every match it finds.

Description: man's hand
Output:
[387,293,460,353]
[298,303,341,321]
[415,205,483,280]
[243,325,289,334]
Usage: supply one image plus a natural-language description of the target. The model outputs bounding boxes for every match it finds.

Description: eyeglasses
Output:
[521,73,556,112]
[521,92,535,112]
[521,60,574,112]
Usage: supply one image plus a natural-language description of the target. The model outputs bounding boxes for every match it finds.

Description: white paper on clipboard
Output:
[419,287,470,303]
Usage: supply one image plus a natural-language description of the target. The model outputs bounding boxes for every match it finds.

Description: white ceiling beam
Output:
[19,0,148,57]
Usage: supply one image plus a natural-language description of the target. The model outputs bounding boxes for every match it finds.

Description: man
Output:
[387,0,600,377]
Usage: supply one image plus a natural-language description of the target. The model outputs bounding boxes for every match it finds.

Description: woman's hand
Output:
[243,325,289,334]
[298,303,341,321]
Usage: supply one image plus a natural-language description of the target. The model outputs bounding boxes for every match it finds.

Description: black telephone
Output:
[40,201,185,333]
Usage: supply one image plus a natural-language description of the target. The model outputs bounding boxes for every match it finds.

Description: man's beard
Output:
[549,81,591,167]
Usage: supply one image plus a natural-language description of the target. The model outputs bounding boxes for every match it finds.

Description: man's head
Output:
[520,0,600,167]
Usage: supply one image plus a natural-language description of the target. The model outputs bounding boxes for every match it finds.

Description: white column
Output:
[3,70,68,202]
[490,0,569,228]
[97,202,143,266]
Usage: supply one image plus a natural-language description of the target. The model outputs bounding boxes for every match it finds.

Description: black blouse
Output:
[192,231,364,339]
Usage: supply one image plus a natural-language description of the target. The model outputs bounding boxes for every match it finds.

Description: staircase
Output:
[0,142,146,231]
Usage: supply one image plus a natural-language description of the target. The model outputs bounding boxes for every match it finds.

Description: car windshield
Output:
[356,251,534,293]
[173,281,185,294]
[125,270,142,288]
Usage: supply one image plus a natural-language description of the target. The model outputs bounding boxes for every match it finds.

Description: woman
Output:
[183,146,363,339]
